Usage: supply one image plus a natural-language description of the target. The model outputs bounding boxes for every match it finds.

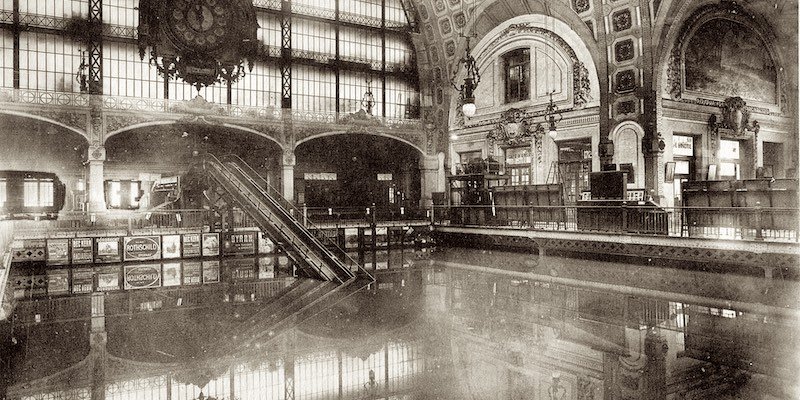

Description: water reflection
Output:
[1,247,798,399]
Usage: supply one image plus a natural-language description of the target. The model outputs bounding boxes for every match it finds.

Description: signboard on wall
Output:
[344,228,359,249]
[224,232,256,255]
[124,264,162,290]
[71,238,94,264]
[46,239,70,265]
[162,235,181,259]
[95,238,121,263]
[202,233,220,257]
[47,269,70,295]
[258,234,275,254]
[72,268,94,293]
[162,263,181,286]
[183,261,202,285]
[123,236,161,261]
[673,135,694,157]
[183,233,202,258]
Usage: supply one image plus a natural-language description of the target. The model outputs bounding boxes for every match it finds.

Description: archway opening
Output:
[295,134,421,209]
[105,124,282,209]
[0,114,89,213]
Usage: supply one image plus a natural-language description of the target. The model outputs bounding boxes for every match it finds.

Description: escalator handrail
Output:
[216,154,373,281]
[200,154,371,282]
[200,157,350,283]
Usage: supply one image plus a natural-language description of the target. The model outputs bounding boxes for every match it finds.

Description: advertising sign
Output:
[258,234,275,254]
[183,261,202,285]
[344,228,359,249]
[97,267,121,292]
[223,232,256,255]
[162,262,181,286]
[123,236,161,261]
[162,235,181,259]
[72,268,94,293]
[46,239,70,265]
[22,239,46,262]
[71,238,94,264]
[124,264,162,290]
[258,257,275,279]
[95,237,121,263]
[182,233,202,258]
[202,233,220,257]
[202,260,220,283]
[47,269,70,295]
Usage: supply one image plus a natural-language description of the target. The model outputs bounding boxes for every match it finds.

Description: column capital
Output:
[88,146,106,162]
[282,149,296,167]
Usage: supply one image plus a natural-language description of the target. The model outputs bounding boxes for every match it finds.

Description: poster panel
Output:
[96,267,121,292]
[344,228,359,249]
[223,232,256,255]
[258,256,275,279]
[162,262,182,286]
[258,233,275,254]
[202,260,220,283]
[123,236,161,261]
[47,269,70,295]
[72,268,94,293]
[46,239,70,265]
[124,264,162,290]
[95,237,121,263]
[71,238,94,264]
[202,233,220,257]
[162,235,181,259]
[183,261,202,285]
[182,233,202,258]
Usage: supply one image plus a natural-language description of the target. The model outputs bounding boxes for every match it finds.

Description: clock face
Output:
[168,0,230,51]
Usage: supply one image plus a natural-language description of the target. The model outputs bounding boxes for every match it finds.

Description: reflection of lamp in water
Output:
[548,372,567,400]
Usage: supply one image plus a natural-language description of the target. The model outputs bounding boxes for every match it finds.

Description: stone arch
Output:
[0,110,89,143]
[449,14,602,126]
[295,131,425,155]
[610,121,646,186]
[654,1,788,111]
[105,120,284,150]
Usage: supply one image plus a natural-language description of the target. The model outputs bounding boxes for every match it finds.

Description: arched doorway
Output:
[294,134,422,210]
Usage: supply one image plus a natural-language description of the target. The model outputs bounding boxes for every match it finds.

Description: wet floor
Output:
[1,247,798,399]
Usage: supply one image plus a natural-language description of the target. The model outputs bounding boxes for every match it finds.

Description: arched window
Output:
[504,48,530,103]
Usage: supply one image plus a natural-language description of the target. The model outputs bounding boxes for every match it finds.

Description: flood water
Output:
[1,247,798,399]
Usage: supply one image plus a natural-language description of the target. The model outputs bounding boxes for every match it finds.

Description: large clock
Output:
[167,0,231,52]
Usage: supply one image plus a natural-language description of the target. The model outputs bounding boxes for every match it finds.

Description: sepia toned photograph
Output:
[0,0,798,399]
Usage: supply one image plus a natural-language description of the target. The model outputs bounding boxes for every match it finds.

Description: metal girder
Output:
[88,0,103,94]
[281,0,292,109]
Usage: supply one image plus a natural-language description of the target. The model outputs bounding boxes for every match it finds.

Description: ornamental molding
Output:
[481,22,592,110]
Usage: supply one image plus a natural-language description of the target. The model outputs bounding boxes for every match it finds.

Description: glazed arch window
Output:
[504,48,530,103]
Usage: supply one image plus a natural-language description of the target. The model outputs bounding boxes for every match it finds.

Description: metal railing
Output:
[10,209,216,233]
[433,204,799,242]
[300,206,429,225]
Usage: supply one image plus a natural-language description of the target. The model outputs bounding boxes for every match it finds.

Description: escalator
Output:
[194,153,369,284]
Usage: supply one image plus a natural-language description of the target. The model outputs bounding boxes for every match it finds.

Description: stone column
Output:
[87,147,106,212]
[644,136,665,203]
[419,154,441,208]
[282,149,296,203]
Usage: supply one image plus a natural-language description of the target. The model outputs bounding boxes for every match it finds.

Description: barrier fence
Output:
[432,204,799,242]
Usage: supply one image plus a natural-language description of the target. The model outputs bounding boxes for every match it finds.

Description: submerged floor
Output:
[1,247,798,399]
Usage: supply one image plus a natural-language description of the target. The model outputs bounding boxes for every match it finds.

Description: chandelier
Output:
[450,35,481,118]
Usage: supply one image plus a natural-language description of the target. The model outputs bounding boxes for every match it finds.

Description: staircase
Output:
[194,153,371,284]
